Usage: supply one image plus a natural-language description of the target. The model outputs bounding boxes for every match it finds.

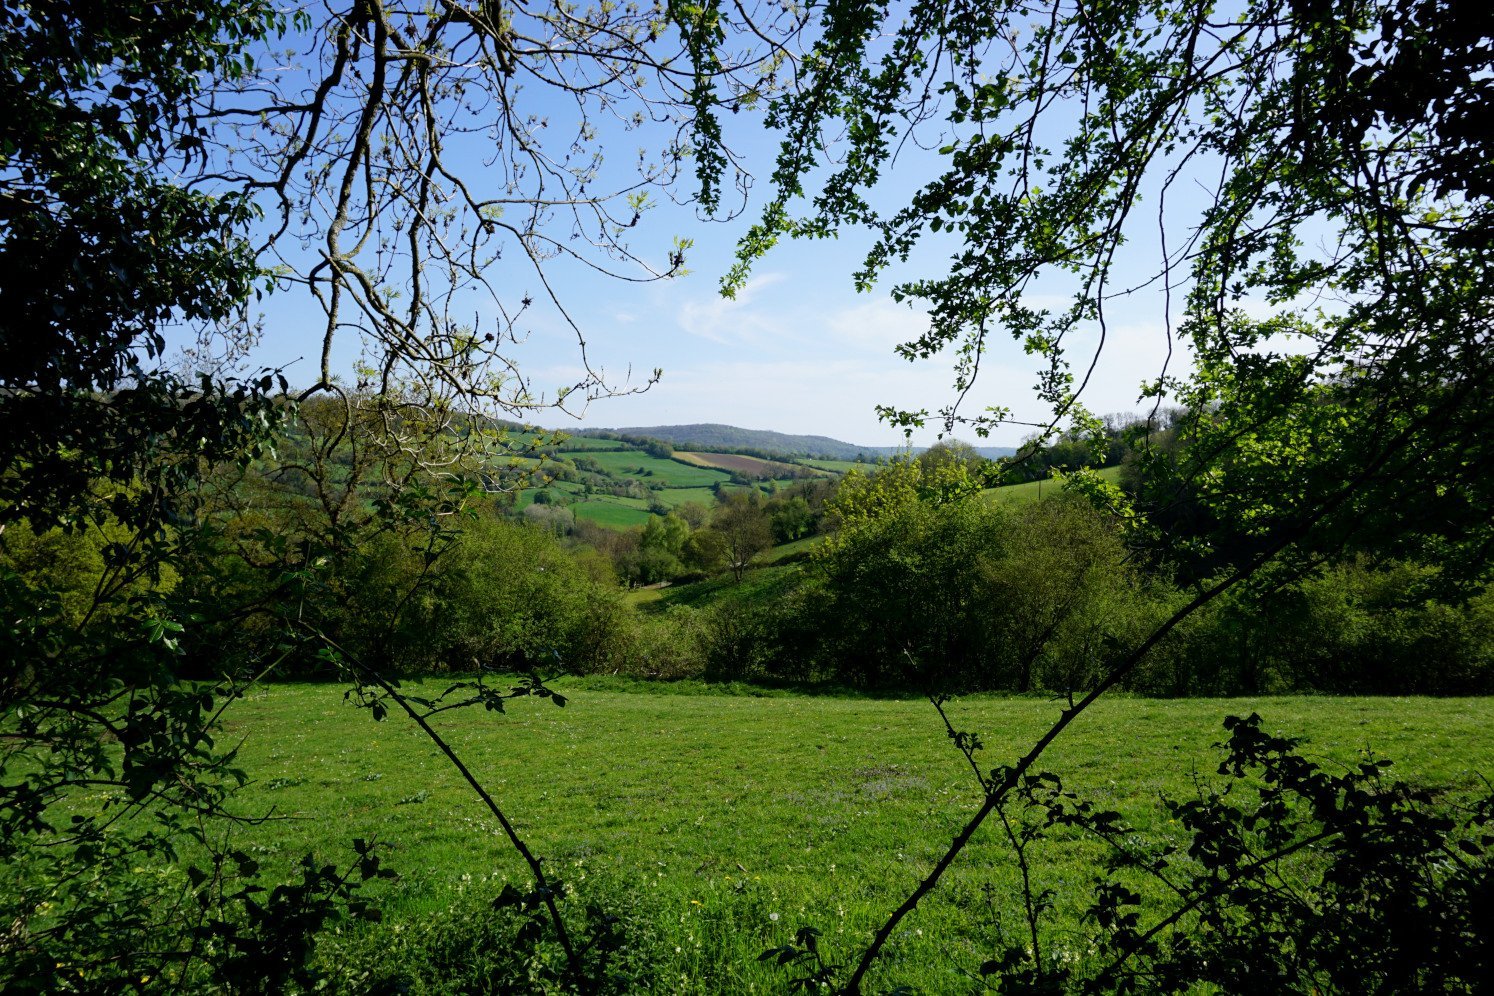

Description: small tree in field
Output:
[712,490,774,582]
[682,529,731,576]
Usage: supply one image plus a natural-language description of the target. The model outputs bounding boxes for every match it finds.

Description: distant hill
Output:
[580,423,1015,461]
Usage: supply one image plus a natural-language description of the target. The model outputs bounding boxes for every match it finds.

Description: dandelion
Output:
[769,912,779,922]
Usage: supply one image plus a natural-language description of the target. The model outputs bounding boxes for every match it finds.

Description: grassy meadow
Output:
[987,466,1123,505]
[583,452,732,488]
[801,459,871,474]
[200,683,1492,993]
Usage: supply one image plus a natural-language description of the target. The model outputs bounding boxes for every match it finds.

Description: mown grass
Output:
[203,685,1493,993]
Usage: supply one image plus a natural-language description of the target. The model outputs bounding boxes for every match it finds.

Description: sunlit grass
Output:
[584,452,731,488]
[209,684,1493,993]
[987,466,1124,505]
[570,501,654,528]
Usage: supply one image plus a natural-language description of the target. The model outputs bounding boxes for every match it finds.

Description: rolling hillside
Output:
[577,423,1017,461]
[500,423,1087,530]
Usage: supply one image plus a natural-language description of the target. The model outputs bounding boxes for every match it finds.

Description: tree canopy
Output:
[725,0,1494,580]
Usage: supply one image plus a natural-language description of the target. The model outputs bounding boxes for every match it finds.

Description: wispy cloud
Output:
[823,298,931,353]
[675,272,788,344]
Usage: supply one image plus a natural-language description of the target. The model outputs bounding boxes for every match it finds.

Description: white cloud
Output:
[821,297,931,352]
[675,272,788,344]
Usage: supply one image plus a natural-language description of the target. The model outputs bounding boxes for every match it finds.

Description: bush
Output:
[800,488,1162,692]
[985,715,1494,993]
[320,877,656,995]
[362,513,632,673]
[608,605,710,680]
[1150,558,1494,696]
[184,511,633,677]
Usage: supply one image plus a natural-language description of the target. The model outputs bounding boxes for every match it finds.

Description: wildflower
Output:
[769,912,779,922]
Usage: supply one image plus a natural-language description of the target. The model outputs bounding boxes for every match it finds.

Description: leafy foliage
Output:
[0,0,799,984]
[734,1,1494,986]
[988,715,1493,994]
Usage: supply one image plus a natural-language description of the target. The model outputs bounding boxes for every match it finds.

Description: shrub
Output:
[1155,558,1494,696]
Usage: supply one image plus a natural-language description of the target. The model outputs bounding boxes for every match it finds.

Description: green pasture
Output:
[654,487,719,509]
[801,459,868,474]
[555,437,630,451]
[644,562,802,613]
[759,535,823,564]
[584,451,731,488]
[570,500,653,528]
[514,482,585,508]
[204,686,1492,993]
[988,465,1122,505]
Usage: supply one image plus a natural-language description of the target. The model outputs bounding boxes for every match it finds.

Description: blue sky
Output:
[241,171,1186,449]
[221,22,1194,450]
[510,222,1183,448]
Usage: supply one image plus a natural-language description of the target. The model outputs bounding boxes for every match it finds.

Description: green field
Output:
[209,686,1492,992]
[514,482,584,507]
[800,459,872,474]
[644,561,802,613]
[759,534,823,564]
[654,486,719,509]
[584,451,732,488]
[988,465,1123,505]
[801,458,870,474]
[570,500,653,528]
[555,437,630,451]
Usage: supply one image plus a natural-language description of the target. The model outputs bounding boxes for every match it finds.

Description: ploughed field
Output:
[201,684,1491,992]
